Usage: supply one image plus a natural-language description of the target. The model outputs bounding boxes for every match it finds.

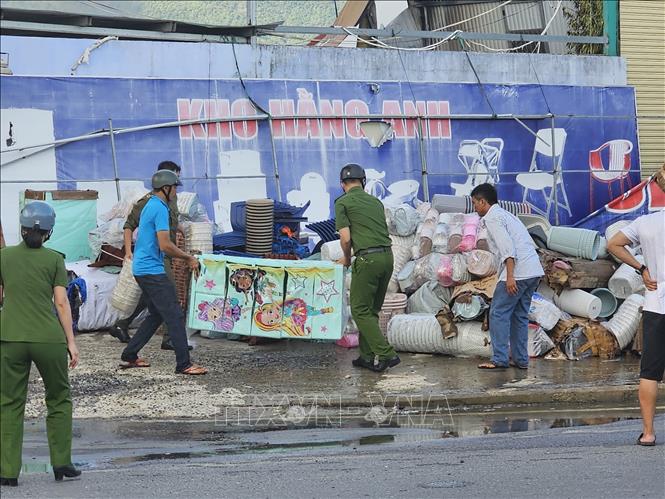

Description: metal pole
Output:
[108,119,121,201]
[550,116,559,226]
[417,117,430,202]
[247,0,257,46]
[267,117,282,202]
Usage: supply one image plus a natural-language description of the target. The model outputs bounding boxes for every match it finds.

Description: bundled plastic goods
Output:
[440,321,491,358]
[432,223,450,254]
[441,213,465,253]
[386,314,446,354]
[110,259,142,317]
[451,295,488,321]
[436,253,470,288]
[476,225,490,252]
[388,245,413,293]
[528,324,556,357]
[465,250,497,278]
[457,213,480,252]
[407,281,452,315]
[528,292,562,330]
[98,187,148,223]
[321,240,344,261]
[602,294,645,349]
[88,218,126,260]
[385,204,420,236]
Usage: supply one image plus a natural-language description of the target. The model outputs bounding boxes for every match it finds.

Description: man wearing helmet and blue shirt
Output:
[1,202,81,486]
[335,163,400,372]
[119,169,207,375]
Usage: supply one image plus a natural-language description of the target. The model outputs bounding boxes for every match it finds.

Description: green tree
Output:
[564,0,604,55]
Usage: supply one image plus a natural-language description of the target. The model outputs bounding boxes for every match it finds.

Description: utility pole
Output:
[603,0,618,56]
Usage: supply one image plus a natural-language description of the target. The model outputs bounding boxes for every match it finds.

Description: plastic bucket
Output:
[547,226,600,260]
[608,257,646,299]
[590,288,618,318]
[554,288,602,320]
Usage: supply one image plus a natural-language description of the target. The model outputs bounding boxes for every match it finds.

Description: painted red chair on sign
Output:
[589,139,633,210]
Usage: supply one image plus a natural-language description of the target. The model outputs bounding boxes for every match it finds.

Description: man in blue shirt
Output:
[120,170,207,375]
[471,183,544,370]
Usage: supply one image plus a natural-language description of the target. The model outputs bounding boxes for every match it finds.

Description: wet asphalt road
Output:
[3,414,664,498]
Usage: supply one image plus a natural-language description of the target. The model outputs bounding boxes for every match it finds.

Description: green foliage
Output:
[563,0,604,55]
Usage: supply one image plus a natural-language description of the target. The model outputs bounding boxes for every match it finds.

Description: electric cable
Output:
[460,39,497,118]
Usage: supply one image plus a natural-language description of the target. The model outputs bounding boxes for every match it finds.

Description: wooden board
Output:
[24,189,99,200]
[538,249,618,291]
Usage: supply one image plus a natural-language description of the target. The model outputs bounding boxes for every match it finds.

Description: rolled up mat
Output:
[608,256,646,299]
[590,288,618,318]
[386,313,446,354]
[602,294,645,349]
[553,288,602,320]
[547,226,600,261]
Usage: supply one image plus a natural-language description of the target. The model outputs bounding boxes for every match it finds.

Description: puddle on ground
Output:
[21,408,645,472]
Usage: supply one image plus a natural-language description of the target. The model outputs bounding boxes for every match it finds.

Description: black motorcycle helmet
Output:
[339,163,366,187]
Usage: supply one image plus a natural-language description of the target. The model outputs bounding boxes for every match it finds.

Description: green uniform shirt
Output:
[334,186,391,253]
[0,242,69,343]
[124,192,179,242]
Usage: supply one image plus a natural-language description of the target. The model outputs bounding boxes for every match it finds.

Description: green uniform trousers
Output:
[0,341,72,479]
[350,250,397,361]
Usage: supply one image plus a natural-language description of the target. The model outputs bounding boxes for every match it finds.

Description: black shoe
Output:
[53,465,81,482]
[161,341,193,351]
[0,477,18,487]
[372,355,401,372]
[109,326,130,343]
[352,356,374,370]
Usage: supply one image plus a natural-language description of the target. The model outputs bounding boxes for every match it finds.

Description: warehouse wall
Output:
[619,0,665,178]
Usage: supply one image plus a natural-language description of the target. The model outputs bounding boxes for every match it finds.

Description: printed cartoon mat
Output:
[188,255,343,340]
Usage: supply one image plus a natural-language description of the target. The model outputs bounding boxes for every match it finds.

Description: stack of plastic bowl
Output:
[590,288,618,318]
[185,222,213,255]
[386,313,445,353]
[602,294,645,349]
[440,322,492,358]
[245,199,274,256]
[608,255,646,299]
[553,288,602,320]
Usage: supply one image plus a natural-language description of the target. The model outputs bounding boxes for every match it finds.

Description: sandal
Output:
[509,362,529,370]
[636,433,656,446]
[177,364,208,375]
[119,358,151,369]
[478,362,509,370]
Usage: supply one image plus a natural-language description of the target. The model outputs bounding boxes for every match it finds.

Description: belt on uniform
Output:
[355,246,391,257]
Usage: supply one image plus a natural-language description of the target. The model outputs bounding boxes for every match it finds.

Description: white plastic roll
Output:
[441,321,491,358]
[321,240,344,261]
[608,256,646,299]
[602,294,645,349]
[554,289,602,320]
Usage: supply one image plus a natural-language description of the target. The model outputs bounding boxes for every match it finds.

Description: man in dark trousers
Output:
[335,163,400,372]
[120,170,207,375]
[109,161,190,351]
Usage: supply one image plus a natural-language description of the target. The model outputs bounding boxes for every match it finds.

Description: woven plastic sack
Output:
[528,324,555,357]
[110,259,142,317]
[321,240,344,261]
[386,204,420,237]
[407,280,452,314]
[98,187,148,223]
[88,218,126,260]
[528,292,562,330]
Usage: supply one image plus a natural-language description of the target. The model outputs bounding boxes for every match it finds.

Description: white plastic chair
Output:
[516,128,571,220]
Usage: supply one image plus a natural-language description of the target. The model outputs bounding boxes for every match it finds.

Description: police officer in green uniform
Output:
[1,202,82,486]
[109,161,191,352]
[335,164,401,372]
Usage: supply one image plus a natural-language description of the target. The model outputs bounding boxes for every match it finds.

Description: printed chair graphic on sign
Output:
[516,128,571,221]
[589,139,633,210]
[451,138,504,196]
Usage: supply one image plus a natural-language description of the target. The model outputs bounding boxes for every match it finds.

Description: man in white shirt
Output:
[608,209,665,447]
[471,184,544,370]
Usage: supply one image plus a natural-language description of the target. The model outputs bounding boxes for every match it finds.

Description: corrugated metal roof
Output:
[620,0,665,178]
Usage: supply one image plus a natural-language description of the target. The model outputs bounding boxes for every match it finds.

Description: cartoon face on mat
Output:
[198,298,241,332]
[230,268,266,303]
[254,298,333,337]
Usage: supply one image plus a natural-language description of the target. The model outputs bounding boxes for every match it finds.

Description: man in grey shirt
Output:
[471,184,544,370]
